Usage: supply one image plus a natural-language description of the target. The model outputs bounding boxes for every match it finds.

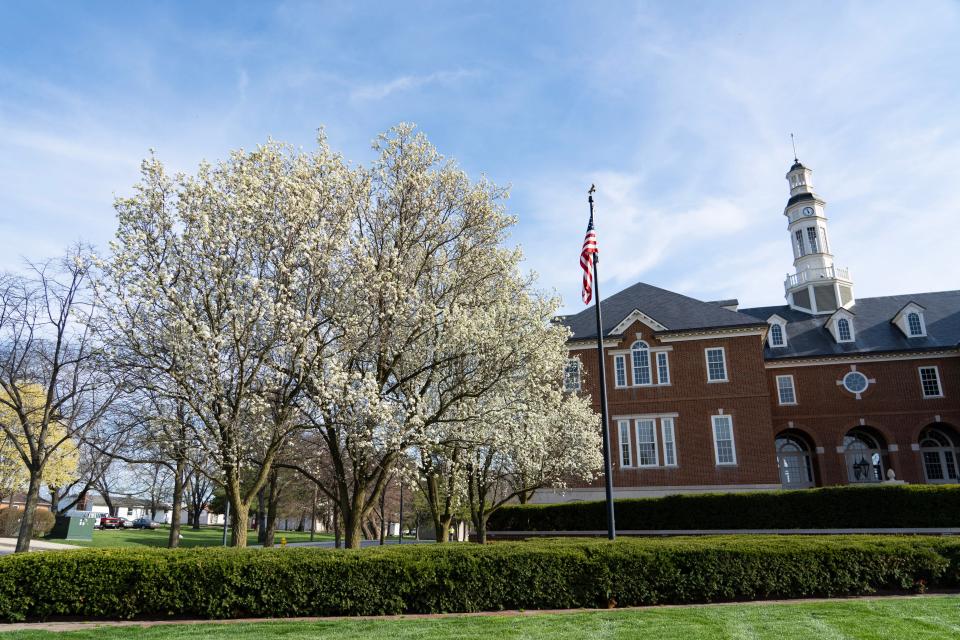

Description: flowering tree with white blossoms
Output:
[101,139,354,546]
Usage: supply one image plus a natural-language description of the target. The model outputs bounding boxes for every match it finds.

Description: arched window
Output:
[631,341,651,386]
[776,433,815,488]
[836,318,852,342]
[907,312,923,336]
[770,323,785,347]
[919,425,960,484]
[843,428,886,483]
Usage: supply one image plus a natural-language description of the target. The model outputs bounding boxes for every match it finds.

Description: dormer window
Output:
[837,318,852,342]
[892,302,927,338]
[767,315,788,348]
[827,309,856,344]
[907,312,924,337]
[770,324,785,346]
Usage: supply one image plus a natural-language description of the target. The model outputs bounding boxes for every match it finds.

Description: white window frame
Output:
[711,414,737,466]
[661,417,677,467]
[836,317,854,343]
[919,366,943,399]
[631,341,652,386]
[614,355,627,388]
[776,375,797,405]
[768,323,786,348]
[634,418,659,467]
[563,358,581,392]
[656,351,670,385]
[618,420,632,467]
[705,347,728,383]
[907,312,925,337]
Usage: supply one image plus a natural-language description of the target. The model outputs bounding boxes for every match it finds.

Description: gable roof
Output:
[560,281,765,341]
[740,290,960,359]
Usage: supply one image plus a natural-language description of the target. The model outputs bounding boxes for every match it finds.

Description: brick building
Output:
[539,159,960,501]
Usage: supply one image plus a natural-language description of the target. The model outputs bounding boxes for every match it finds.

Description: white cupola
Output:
[782,158,854,314]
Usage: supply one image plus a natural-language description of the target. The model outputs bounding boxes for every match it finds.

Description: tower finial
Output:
[790,133,798,163]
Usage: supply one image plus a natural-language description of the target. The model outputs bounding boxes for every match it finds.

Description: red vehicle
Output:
[99,516,125,529]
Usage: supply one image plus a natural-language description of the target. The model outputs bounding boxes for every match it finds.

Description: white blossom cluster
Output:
[99,124,601,546]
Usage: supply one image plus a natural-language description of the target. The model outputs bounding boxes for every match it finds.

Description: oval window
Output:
[842,371,869,394]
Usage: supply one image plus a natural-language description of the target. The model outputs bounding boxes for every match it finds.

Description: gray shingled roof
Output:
[740,290,960,359]
[561,281,765,341]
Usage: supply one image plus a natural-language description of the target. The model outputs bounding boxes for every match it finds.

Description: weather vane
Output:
[790,133,799,163]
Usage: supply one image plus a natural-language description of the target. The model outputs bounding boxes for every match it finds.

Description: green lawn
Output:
[3,597,960,639]
[58,525,334,548]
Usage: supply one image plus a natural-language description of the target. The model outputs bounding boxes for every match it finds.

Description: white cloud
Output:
[349,69,478,102]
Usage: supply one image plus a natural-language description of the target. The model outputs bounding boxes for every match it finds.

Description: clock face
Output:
[802,206,815,217]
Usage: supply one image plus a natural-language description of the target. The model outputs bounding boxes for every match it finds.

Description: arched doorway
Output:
[843,427,887,483]
[775,431,816,488]
[919,424,960,484]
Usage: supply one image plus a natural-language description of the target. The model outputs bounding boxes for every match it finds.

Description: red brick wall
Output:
[767,355,960,485]
[571,321,780,489]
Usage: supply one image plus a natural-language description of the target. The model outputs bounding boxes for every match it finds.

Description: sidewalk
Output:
[0,538,79,555]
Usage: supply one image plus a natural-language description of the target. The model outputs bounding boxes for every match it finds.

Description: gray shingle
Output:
[740,290,960,359]
[561,281,765,341]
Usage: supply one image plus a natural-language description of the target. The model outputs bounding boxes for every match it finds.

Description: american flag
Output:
[580,209,598,304]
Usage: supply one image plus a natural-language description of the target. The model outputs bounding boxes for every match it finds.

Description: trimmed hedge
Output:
[0,536,959,621]
[488,485,960,532]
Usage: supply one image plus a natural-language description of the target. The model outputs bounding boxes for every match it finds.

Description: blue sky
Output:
[1,1,958,313]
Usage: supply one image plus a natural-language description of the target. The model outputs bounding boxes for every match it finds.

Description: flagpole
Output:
[588,185,617,541]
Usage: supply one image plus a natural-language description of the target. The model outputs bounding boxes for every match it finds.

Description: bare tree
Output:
[0,249,122,552]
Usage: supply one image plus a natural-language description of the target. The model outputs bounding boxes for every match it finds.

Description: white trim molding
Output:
[657,327,766,343]
[764,350,960,369]
[608,309,669,335]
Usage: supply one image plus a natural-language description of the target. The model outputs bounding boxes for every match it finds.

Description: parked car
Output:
[131,517,159,529]
[98,516,124,529]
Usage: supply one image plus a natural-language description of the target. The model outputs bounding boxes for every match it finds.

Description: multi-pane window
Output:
[661,418,677,466]
[776,375,797,405]
[563,359,581,392]
[806,227,820,253]
[631,341,651,385]
[769,323,785,347]
[618,420,632,467]
[705,348,727,382]
[837,318,852,342]
[711,415,736,465]
[614,355,627,387]
[794,229,806,257]
[919,366,943,398]
[656,352,670,385]
[635,419,658,466]
[907,312,924,336]
[819,225,830,253]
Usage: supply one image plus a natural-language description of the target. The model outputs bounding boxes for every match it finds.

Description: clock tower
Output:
[782,159,854,314]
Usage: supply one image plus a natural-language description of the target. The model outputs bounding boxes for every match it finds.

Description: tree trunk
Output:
[257,487,267,544]
[378,488,386,545]
[342,508,365,549]
[14,469,42,553]
[264,471,278,548]
[49,486,61,515]
[333,503,342,548]
[167,458,185,549]
[229,502,250,547]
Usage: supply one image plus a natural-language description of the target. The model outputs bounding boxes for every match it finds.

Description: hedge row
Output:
[1,536,959,621]
[488,485,960,532]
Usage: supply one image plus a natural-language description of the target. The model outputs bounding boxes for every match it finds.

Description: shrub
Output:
[0,509,19,537]
[31,509,55,538]
[488,484,960,532]
[0,536,958,621]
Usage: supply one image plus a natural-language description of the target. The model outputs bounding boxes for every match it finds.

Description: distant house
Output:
[58,494,226,526]
[0,493,52,511]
